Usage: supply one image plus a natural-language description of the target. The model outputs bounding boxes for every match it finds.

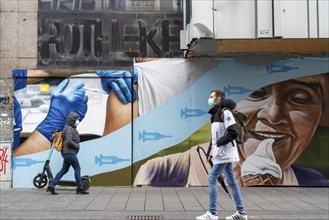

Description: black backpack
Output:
[221,107,248,144]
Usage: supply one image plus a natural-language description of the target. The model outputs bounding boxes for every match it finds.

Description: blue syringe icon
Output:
[180,107,207,119]
[95,154,130,166]
[12,158,44,169]
[224,85,254,96]
[138,130,172,142]
[266,64,299,74]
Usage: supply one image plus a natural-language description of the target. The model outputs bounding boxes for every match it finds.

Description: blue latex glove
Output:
[36,78,89,141]
[96,68,138,104]
[12,69,27,91]
[12,97,22,151]
[12,70,26,150]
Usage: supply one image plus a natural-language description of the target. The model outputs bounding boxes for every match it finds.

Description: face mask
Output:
[75,120,80,126]
[208,98,215,108]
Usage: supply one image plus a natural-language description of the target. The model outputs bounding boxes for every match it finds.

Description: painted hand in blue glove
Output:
[12,70,27,150]
[96,68,138,104]
[12,97,22,151]
[36,78,89,141]
[12,69,27,91]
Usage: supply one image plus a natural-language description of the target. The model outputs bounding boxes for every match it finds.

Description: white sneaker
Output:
[196,211,218,220]
[225,211,248,220]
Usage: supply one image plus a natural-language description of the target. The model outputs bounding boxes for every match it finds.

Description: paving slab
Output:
[0,187,328,220]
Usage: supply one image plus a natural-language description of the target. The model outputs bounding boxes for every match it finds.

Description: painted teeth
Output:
[254,132,286,139]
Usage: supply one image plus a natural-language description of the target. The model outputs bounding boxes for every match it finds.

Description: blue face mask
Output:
[208,98,215,108]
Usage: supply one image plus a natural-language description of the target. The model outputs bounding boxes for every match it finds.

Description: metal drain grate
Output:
[126,215,164,220]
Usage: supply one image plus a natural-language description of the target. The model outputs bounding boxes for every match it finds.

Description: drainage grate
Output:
[126,215,164,220]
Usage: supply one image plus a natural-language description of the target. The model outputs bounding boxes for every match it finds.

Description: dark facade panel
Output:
[38,3,183,69]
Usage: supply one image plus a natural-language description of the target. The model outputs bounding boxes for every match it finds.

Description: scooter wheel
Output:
[82,178,90,191]
[33,174,48,188]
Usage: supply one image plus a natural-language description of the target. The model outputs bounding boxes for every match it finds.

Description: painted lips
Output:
[251,131,288,145]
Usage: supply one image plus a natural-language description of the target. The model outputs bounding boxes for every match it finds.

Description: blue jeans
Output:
[50,153,83,189]
[208,162,244,214]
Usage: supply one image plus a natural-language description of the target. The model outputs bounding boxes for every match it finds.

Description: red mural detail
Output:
[0,148,9,175]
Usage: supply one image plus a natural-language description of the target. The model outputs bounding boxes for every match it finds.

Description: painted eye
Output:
[289,94,312,105]
[247,88,269,101]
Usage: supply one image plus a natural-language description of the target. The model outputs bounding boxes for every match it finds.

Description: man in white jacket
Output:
[196,90,247,220]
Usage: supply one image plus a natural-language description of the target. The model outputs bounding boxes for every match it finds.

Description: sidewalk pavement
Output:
[0,186,328,220]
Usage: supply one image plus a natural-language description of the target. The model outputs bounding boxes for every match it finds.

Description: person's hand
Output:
[96,68,138,104]
[12,97,22,151]
[36,78,88,141]
[12,69,27,91]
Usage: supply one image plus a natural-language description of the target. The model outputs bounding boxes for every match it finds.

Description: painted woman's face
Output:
[235,79,323,170]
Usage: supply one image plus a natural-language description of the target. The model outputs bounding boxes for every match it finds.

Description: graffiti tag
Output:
[0,148,9,175]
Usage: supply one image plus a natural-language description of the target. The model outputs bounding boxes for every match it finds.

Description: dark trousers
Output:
[50,153,83,189]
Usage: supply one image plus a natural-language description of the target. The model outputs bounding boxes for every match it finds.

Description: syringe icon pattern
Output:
[266,64,299,74]
[224,85,254,96]
[95,154,130,166]
[138,130,172,142]
[12,158,44,169]
[180,107,207,119]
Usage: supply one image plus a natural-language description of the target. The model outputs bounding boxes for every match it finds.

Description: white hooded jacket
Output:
[208,99,240,164]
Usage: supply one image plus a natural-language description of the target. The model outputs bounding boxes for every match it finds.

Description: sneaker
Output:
[196,211,218,220]
[225,211,248,220]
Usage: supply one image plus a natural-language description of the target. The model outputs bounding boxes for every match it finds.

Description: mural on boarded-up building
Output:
[9,1,329,188]
[12,57,329,187]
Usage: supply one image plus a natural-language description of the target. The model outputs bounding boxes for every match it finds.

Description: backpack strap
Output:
[220,107,228,121]
[220,107,235,147]
[220,107,234,123]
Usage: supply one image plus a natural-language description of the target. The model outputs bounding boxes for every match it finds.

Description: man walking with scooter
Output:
[47,112,89,195]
